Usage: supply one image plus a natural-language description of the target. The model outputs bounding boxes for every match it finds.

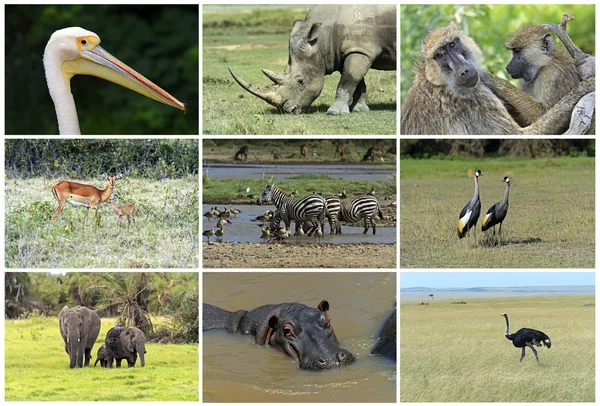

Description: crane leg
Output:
[499,222,503,246]
[519,347,526,364]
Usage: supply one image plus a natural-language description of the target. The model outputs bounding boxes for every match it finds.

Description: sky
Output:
[400,272,595,289]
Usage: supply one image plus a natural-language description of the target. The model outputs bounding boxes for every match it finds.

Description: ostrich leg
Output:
[530,345,540,363]
[519,347,526,364]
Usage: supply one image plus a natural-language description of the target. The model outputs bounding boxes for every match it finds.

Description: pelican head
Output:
[43,27,186,134]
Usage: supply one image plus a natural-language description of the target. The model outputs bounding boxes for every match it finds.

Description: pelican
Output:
[43,27,186,134]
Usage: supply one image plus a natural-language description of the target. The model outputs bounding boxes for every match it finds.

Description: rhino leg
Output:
[350,78,369,113]
[327,54,372,116]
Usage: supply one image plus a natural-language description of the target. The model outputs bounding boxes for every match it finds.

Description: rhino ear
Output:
[307,23,321,45]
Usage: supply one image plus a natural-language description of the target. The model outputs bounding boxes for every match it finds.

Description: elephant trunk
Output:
[68,337,79,368]
[138,342,146,367]
[228,68,283,109]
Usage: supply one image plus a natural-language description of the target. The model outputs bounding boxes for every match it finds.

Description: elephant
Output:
[105,326,146,367]
[58,305,101,368]
[94,344,109,367]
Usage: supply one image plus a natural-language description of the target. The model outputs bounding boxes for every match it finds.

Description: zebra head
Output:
[260,184,274,205]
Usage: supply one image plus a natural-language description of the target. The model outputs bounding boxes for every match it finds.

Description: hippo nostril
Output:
[338,352,346,360]
[318,358,327,366]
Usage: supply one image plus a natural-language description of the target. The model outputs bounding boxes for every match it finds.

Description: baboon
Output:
[234,145,248,162]
[272,149,281,159]
[300,144,308,158]
[334,143,345,158]
[480,23,582,130]
[400,22,595,135]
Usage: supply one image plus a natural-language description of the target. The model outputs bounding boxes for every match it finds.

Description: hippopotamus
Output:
[371,304,396,361]
[229,5,396,115]
[203,300,354,370]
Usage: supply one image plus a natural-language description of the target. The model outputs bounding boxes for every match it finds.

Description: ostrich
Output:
[502,313,551,364]
[458,169,482,241]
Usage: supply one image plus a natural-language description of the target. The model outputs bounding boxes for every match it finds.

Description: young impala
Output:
[52,173,123,220]
[106,196,136,231]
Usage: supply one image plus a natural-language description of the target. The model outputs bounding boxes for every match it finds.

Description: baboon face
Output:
[421,23,483,95]
[506,26,555,83]
[432,37,479,88]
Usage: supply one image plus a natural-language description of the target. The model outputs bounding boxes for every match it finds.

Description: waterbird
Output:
[43,27,185,135]
[229,205,242,218]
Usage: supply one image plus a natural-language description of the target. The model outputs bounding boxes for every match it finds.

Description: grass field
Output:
[203,6,396,135]
[5,316,198,401]
[400,157,595,267]
[5,176,199,268]
[400,294,595,402]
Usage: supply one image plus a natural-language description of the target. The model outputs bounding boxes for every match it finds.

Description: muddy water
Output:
[203,272,397,402]
[203,163,394,182]
[203,205,396,244]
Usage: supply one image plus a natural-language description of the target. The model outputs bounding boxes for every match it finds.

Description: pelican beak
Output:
[61,35,186,113]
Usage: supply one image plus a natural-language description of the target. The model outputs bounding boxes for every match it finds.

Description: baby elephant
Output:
[94,344,109,367]
[105,326,147,367]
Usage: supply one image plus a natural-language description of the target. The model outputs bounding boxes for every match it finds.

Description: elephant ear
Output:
[124,330,135,353]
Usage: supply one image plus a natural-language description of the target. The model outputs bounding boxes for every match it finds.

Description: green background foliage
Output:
[5,5,199,135]
[400,4,595,103]
[6,139,199,179]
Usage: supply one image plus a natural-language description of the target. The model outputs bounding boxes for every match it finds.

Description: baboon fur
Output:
[400,23,594,135]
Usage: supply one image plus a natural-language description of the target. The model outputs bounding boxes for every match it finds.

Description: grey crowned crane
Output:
[502,313,551,364]
[482,176,511,245]
[457,169,482,240]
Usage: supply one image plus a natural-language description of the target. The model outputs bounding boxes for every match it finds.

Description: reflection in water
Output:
[202,205,396,244]
[203,272,397,402]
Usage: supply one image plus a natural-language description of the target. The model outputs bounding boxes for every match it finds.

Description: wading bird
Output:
[502,313,551,364]
[482,176,511,245]
[457,169,482,241]
[43,27,186,135]
[203,227,215,243]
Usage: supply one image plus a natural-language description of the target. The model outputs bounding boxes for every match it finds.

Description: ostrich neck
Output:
[43,45,81,135]
[503,314,510,335]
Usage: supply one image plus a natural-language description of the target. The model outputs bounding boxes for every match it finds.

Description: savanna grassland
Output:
[5,176,199,268]
[400,294,595,402]
[5,316,198,401]
[203,6,396,135]
[400,157,594,267]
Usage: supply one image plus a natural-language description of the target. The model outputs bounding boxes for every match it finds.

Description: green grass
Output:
[203,6,396,135]
[202,176,396,204]
[5,177,199,268]
[400,157,594,267]
[5,316,198,401]
[400,294,595,402]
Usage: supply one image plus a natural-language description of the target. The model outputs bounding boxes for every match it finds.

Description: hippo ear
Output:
[317,300,330,312]
[307,23,321,45]
[255,315,280,345]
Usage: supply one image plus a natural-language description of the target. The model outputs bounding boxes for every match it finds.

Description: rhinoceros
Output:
[229,5,396,115]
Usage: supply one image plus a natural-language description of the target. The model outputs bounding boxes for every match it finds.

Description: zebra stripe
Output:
[299,195,341,235]
[338,195,384,235]
[261,185,327,236]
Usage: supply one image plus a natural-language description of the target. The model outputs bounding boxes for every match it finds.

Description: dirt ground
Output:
[203,242,397,268]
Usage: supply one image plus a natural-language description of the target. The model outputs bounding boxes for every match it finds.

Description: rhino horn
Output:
[261,69,285,85]
[229,68,283,109]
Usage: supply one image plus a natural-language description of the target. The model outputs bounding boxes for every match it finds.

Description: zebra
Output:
[299,195,342,235]
[261,184,327,237]
[338,195,384,234]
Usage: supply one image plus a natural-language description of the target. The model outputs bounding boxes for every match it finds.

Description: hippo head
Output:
[229,20,326,114]
[256,300,354,370]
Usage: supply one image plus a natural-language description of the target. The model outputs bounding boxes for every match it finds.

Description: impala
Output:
[106,196,136,231]
[52,173,123,219]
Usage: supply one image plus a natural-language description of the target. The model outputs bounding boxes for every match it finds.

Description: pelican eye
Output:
[81,40,87,45]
